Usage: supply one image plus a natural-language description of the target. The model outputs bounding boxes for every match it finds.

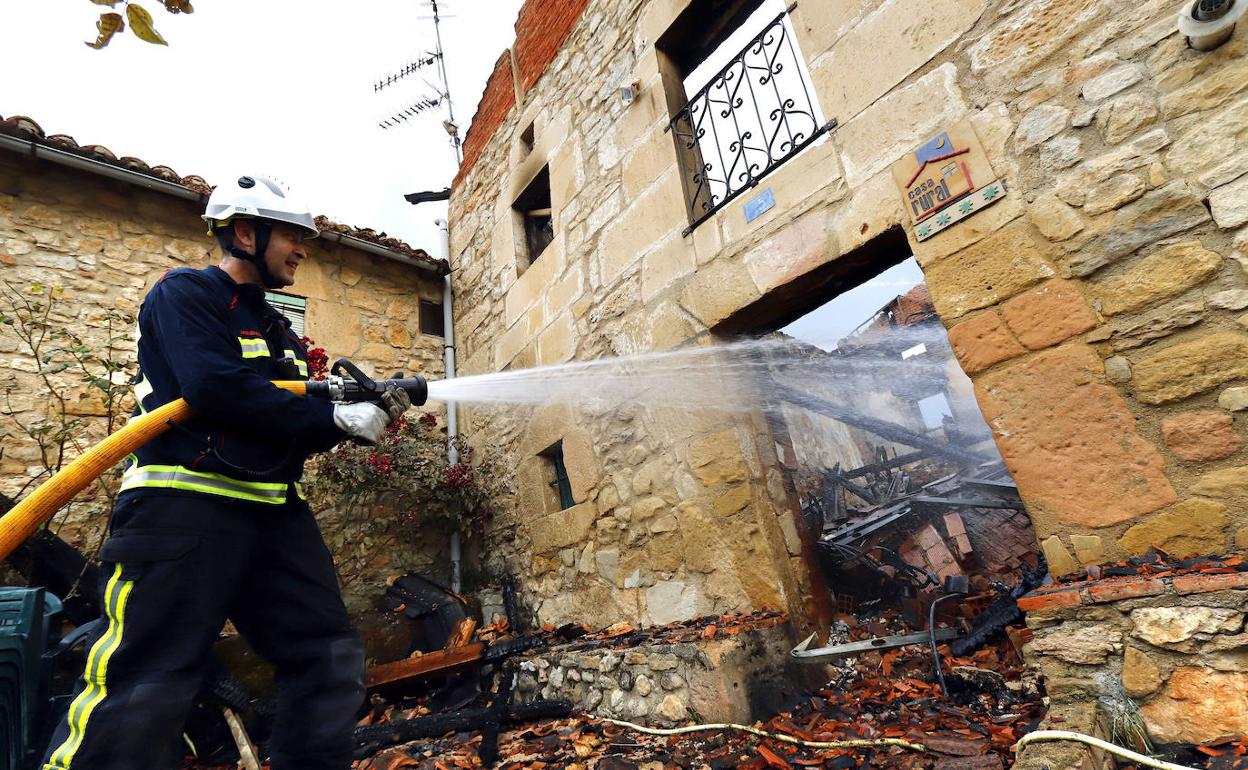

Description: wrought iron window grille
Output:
[667,3,835,235]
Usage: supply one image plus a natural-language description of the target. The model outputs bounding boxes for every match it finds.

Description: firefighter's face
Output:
[261,224,308,288]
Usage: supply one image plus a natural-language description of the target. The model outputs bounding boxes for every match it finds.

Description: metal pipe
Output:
[928,592,963,696]
[0,133,445,275]
[438,217,462,592]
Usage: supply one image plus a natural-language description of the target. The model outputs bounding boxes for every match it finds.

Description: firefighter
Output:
[41,175,408,770]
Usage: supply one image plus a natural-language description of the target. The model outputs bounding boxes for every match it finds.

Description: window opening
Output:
[519,121,536,156]
[265,291,307,337]
[419,300,445,337]
[513,167,554,266]
[659,0,830,233]
[541,442,575,510]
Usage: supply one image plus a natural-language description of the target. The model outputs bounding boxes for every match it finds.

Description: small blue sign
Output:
[743,187,775,223]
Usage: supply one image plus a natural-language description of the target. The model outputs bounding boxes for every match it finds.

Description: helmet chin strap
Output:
[228,221,282,289]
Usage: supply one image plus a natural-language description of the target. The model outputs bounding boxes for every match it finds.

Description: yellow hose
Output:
[0,381,308,560]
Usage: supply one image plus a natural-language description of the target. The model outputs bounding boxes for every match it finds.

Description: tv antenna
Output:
[375,0,462,164]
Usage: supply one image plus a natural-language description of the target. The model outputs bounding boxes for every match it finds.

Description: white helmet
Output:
[202,174,319,238]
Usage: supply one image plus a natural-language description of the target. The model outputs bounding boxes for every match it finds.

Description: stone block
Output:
[712,484,751,517]
[1040,134,1083,170]
[1210,173,1248,230]
[1166,95,1248,175]
[1121,646,1162,698]
[529,501,599,554]
[787,0,873,55]
[811,0,987,123]
[946,311,1026,374]
[600,175,685,284]
[1132,332,1248,404]
[923,221,1054,320]
[687,431,749,485]
[967,0,1102,81]
[974,344,1177,528]
[1040,536,1081,577]
[1106,296,1207,352]
[1100,92,1159,145]
[1028,194,1084,242]
[1160,49,1248,121]
[1219,386,1248,411]
[743,208,830,295]
[1068,182,1210,277]
[678,256,761,329]
[1209,289,1248,311]
[1094,240,1222,316]
[644,580,707,626]
[1192,465,1248,499]
[1082,173,1146,217]
[1014,105,1069,153]
[835,63,967,188]
[538,311,577,366]
[1080,64,1145,102]
[1028,623,1121,665]
[1141,668,1248,744]
[641,236,695,304]
[1118,498,1228,558]
[562,430,600,505]
[1161,411,1244,461]
[1069,535,1105,566]
[1000,278,1099,350]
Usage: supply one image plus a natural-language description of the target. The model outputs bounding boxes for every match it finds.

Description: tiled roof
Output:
[0,114,444,271]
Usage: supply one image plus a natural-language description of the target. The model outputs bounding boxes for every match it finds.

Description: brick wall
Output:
[514,0,592,93]
[456,51,517,189]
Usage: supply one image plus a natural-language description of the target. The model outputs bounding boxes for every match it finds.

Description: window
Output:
[419,300,445,337]
[657,0,828,233]
[541,442,575,511]
[513,167,554,266]
[265,292,306,337]
[519,121,536,156]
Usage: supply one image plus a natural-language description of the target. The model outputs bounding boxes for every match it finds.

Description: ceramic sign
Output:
[891,121,1007,242]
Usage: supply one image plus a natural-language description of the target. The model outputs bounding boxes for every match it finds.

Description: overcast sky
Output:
[1,0,525,255]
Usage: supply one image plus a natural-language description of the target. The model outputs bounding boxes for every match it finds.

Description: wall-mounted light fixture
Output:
[619,80,641,106]
[1179,0,1245,50]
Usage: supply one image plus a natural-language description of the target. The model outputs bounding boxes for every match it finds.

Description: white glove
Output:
[333,402,390,444]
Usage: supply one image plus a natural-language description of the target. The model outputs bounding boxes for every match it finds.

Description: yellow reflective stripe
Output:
[45,564,134,769]
[121,464,290,505]
[133,375,154,415]
[238,337,270,358]
[284,350,309,377]
[294,481,306,501]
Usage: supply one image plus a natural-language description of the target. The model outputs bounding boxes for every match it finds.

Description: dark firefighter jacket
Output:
[119,265,344,506]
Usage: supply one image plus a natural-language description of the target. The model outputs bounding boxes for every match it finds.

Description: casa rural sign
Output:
[891,120,1007,242]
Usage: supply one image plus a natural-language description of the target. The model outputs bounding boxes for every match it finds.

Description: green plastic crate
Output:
[0,587,61,770]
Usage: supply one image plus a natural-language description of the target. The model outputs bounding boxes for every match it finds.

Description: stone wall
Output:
[0,150,446,598]
[1017,572,1248,765]
[448,0,1247,637]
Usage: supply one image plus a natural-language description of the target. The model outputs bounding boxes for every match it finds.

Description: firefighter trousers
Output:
[40,492,365,770]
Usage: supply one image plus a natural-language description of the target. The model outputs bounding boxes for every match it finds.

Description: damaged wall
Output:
[448,0,1246,638]
[0,147,448,601]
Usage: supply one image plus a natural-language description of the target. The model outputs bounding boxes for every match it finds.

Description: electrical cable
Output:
[597,718,937,754]
[1013,731,1202,770]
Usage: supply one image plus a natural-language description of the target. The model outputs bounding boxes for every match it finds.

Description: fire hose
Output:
[0,360,428,561]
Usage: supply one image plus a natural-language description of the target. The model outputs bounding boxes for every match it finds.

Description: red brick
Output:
[515,0,591,94]
[1017,588,1083,612]
[1085,577,1168,603]
[1172,572,1248,595]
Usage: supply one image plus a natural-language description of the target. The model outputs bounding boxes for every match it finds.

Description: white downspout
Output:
[437,218,461,592]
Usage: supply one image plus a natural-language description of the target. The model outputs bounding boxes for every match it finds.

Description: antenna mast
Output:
[428,0,462,164]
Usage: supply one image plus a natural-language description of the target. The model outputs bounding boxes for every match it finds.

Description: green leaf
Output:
[126,3,168,45]
[85,12,124,49]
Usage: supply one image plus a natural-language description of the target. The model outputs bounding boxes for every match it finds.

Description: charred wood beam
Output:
[352,698,573,756]
[771,384,986,467]
[910,495,1025,511]
[834,473,877,505]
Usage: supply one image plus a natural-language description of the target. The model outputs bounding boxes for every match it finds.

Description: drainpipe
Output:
[437,218,462,592]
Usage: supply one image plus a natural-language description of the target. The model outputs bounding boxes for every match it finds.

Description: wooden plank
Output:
[365,642,486,692]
